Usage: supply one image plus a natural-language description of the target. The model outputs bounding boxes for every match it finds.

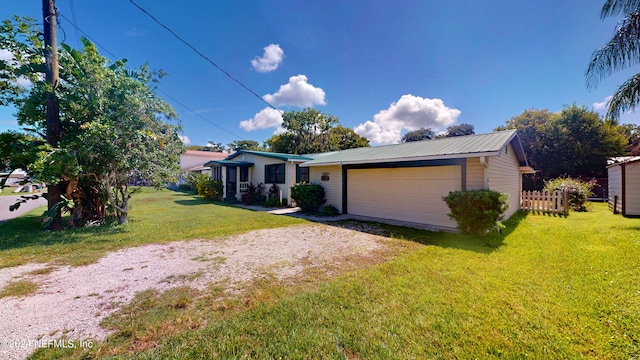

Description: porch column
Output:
[236,166,241,201]
[221,166,227,199]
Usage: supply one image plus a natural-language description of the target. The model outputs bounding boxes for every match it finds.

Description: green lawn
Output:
[4,191,638,359]
[0,189,306,268]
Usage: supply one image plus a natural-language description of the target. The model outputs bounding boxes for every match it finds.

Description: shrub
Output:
[241,182,265,205]
[268,184,280,199]
[187,173,210,192]
[197,180,223,201]
[443,190,509,236]
[291,183,326,213]
[264,197,280,208]
[321,204,340,216]
[544,177,594,212]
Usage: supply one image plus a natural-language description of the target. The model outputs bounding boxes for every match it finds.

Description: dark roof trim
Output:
[226,150,313,162]
[204,160,254,167]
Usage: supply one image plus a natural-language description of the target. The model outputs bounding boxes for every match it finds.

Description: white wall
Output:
[307,165,343,213]
[625,162,640,215]
[486,144,521,219]
[608,165,622,213]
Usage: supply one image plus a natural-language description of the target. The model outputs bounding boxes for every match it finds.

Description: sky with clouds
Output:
[1,1,639,146]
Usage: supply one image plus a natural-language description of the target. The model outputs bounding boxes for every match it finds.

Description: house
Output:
[178,150,228,182]
[607,156,640,217]
[205,150,314,203]
[300,129,533,231]
[205,130,533,231]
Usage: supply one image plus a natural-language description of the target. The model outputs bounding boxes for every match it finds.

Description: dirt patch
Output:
[0,223,392,360]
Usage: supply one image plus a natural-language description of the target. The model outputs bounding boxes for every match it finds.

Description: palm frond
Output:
[586,11,640,88]
[601,0,640,18]
[606,72,640,120]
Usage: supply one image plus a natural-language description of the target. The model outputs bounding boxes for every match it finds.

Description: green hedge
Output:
[443,190,509,236]
[291,183,326,213]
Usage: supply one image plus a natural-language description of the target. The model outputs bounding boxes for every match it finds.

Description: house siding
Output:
[625,162,640,215]
[308,165,343,213]
[232,153,298,204]
[608,165,622,213]
[487,144,520,218]
[466,157,486,190]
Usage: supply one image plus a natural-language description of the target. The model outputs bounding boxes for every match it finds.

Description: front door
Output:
[226,166,236,199]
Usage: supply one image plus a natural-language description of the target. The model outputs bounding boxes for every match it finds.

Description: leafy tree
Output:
[228,139,260,152]
[498,106,626,179]
[328,125,370,150]
[0,18,184,226]
[206,142,227,152]
[401,127,435,142]
[264,108,369,154]
[438,123,475,138]
[586,0,640,121]
[496,108,553,176]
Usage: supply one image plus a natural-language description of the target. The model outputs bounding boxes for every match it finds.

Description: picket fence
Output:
[520,190,568,215]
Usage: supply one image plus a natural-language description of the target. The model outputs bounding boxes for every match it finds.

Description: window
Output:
[265,163,285,184]
[212,167,222,181]
[296,165,309,183]
[240,167,249,182]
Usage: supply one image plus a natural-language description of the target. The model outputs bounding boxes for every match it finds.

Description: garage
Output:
[346,165,462,228]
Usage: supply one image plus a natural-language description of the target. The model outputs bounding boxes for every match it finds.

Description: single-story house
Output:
[300,129,534,230]
[178,150,228,184]
[205,150,314,203]
[206,130,533,231]
[607,156,640,217]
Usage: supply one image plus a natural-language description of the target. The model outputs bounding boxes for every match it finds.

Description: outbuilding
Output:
[607,156,640,217]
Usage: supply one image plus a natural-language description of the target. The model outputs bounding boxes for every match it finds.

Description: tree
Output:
[228,139,260,152]
[401,127,435,142]
[437,123,475,138]
[586,0,640,121]
[264,108,369,154]
[498,106,627,179]
[496,109,553,175]
[206,142,227,152]
[0,18,184,226]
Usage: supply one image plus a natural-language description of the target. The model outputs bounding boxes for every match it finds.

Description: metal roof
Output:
[204,160,254,167]
[226,150,314,162]
[301,130,527,167]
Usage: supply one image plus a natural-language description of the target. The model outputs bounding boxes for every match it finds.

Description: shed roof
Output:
[300,130,528,167]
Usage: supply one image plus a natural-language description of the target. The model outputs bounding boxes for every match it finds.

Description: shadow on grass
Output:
[0,214,125,251]
[324,211,529,254]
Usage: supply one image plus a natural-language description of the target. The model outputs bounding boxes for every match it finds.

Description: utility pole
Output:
[42,0,62,230]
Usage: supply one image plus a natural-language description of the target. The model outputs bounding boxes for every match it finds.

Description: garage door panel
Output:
[347,166,461,228]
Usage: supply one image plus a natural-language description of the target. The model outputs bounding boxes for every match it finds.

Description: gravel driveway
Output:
[0,223,390,360]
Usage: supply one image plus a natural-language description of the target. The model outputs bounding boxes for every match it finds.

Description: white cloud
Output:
[239,107,283,131]
[178,135,191,145]
[251,44,284,73]
[593,96,612,114]
[263,74,326,107]
[354,94,461,145]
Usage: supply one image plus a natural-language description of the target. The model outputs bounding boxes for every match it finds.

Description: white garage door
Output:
[347,166,461,228]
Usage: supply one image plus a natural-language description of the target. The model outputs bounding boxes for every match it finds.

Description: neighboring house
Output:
[178,150,228,183]
[300,129,533,231]
[0,169,28,187]
[607,156,640,217]
[206,130,533,231]
[205,150,314,203]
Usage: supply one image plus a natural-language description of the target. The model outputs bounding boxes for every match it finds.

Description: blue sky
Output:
[1,0,638,146]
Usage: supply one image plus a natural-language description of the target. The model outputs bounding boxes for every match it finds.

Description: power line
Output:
[128,0,281,113]
[56,12,243,141]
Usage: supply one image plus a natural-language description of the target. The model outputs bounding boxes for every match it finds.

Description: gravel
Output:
[0,223,388,359]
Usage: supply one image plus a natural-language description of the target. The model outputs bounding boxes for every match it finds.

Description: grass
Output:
[21,201,640,359]
[0,188,307,268]
[0,279,39,298]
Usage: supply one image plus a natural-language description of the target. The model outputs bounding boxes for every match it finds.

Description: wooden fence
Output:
[520,190,568,216]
